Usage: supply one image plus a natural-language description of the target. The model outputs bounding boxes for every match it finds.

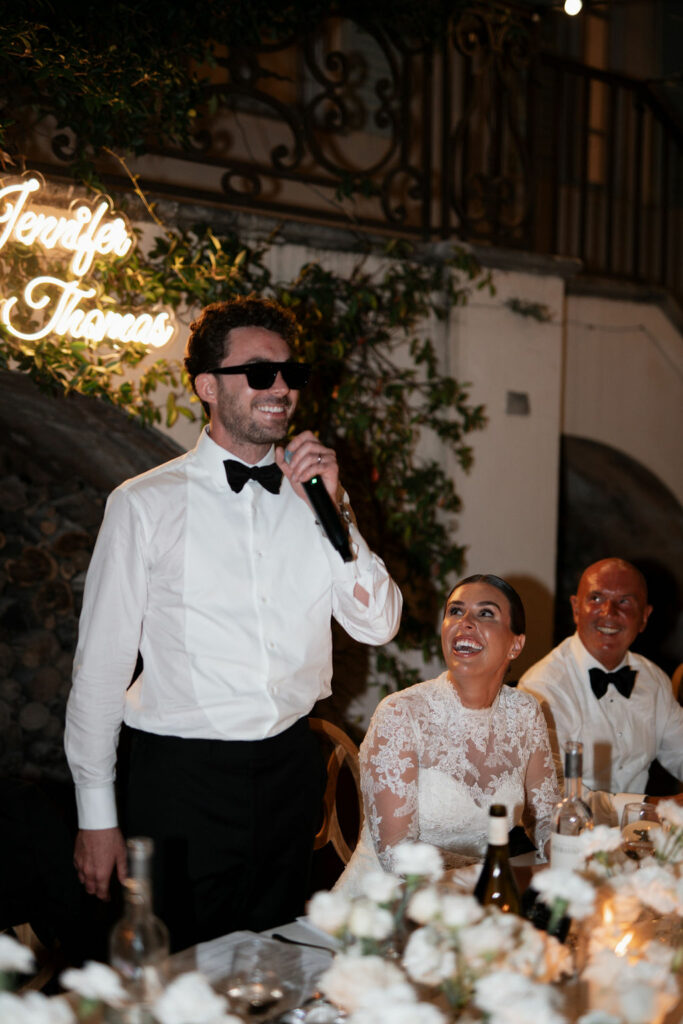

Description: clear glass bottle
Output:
[550,740,594,871]
[474,804,521,915]
[109,837,169,1023]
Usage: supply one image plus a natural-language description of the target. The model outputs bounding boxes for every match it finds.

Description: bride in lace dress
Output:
[336,574,559,894]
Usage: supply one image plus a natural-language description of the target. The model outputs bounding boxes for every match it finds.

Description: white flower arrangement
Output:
[0,933,36,975]
[4,824,682,1023]
[392,841,444,882]
[657,800,683,831]
[531,868,597,921]
[403,927,457,986]
[0,990,77,1023]
[582,946,680,1024]
[578,826,623,860]
[152,972,242,1024]
[307,889,353,936]
[347,986,447,1024]
[472,969,567,1024]
[609,860,683,917]
[347,899,395,942]
[407,885,444,925]
[318,953,407,1013]
[359,870,403,904]
[438,893,485,931]
[59,961,127,1004]
[653,801,683,863]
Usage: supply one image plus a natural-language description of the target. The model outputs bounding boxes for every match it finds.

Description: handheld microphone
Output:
[285,451,353,562]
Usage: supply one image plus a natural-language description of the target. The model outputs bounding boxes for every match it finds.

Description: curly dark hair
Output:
[184,296,300,413]
[443,574,526,635]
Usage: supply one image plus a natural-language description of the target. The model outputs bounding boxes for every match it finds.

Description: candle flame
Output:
[615,931,633,957]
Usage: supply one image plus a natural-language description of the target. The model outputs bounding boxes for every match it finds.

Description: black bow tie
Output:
[224,460,282,495]
[589,665,637,700]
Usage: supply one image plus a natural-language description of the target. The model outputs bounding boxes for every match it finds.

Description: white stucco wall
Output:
[563,295,683,506]
[444,270,566,677]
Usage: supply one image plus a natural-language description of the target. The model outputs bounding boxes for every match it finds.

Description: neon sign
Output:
[0,175,176,348]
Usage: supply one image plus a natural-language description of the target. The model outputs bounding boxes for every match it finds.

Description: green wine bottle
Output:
[474,804,521,915]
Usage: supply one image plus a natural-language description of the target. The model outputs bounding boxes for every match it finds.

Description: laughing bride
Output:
[335,574,559,894]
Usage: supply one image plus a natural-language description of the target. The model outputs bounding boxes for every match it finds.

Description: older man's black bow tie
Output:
[589,665,637,700]
[224,459,282,494]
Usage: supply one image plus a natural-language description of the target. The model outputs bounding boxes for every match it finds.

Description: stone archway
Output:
[556,435,683,676]
[0,370,184,782]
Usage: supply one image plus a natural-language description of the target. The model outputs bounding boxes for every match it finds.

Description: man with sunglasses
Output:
[65,296,402,951]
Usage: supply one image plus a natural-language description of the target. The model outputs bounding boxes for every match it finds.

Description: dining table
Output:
[168,918,338,1022]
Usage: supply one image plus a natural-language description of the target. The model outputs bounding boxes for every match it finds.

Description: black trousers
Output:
[121,719,326,952]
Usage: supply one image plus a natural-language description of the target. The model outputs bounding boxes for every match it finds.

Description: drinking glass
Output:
[225,938,287,1017]
[620,802,661,859]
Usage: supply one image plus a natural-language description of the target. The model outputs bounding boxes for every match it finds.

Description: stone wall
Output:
[0,370,181,783]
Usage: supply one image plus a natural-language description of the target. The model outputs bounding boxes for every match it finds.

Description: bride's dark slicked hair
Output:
[444,574,526,636]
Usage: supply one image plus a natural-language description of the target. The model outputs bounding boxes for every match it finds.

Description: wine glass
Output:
[225,938,287,1017]
[620,802,661,860]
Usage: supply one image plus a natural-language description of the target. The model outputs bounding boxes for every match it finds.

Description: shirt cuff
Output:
[75,784,119,830]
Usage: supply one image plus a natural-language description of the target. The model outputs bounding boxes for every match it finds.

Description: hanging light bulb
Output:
[564,0,583,13]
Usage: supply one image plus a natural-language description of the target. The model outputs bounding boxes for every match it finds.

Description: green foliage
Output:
[0,211,489,688]
[0,1,494,690]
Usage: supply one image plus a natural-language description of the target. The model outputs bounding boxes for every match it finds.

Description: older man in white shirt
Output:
[65,296,402,950]
[519,558,683,826]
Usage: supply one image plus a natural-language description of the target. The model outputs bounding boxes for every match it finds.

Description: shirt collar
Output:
[571,631,632,676]
[193,427,277,490]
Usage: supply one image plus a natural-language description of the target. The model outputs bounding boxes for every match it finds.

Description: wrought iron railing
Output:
[29,9,683,303]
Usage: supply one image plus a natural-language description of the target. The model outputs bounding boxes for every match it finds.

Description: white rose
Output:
[318,953,406,1013]
[347,900,394,941]
[153,972,237,1024]
[583,949,678,1024]
[532,868,596,920]
[613,862,683,916]
[402,927,456,985]
[439,893,484,929]
[407,886,442,925]
[458,915,515,966]
[348,989,446,1024]
[0,990,77,1024]
[656,799,683,829]
[652,827,683,863]
[60,961,127,1004]
[307,890,352,934]
[360,870,402,904]
[578,826,623,858]
[392,842,443,881]
[473,970,568,1024]
[0,933,35,973]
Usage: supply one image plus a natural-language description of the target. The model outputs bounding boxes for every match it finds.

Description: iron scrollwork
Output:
[448,2,537,243]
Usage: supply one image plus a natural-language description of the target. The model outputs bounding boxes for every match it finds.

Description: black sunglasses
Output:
[208,361,311,390]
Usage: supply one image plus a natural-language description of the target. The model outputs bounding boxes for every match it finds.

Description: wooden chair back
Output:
[309,717,363,865]
[1,923,59,992]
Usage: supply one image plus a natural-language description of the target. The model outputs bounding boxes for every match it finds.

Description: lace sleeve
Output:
[522,701,561,860]
[359,694,420,870]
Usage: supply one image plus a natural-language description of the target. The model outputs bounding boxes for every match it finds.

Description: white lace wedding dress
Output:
[336,673,559,895]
